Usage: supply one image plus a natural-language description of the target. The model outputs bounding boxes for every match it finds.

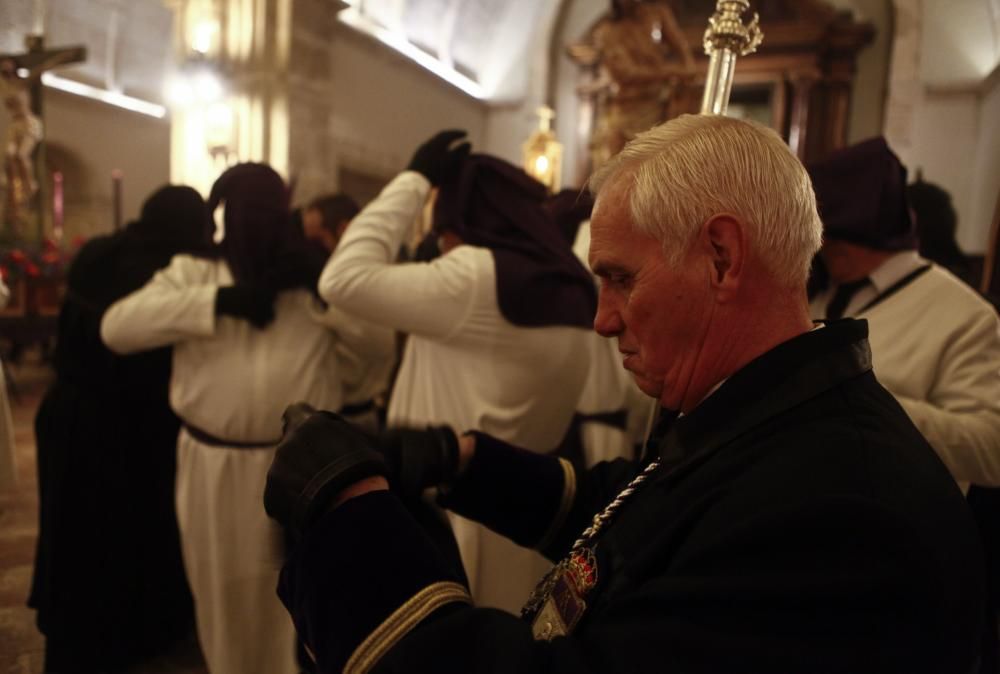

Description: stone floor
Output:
[0,354,207,674]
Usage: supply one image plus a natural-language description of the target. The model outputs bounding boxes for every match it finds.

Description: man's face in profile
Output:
[589,177,713,409]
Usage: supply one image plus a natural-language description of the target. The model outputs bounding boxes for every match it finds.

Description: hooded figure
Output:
[30,184,207,672]
[100,163,394,674]
[433,154,597,328]
[807,135,1000,485]
[207,162,327,295]
[809,137,918,252]
[319,131,596,614]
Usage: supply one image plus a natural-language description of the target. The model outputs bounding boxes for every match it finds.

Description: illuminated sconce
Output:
[165,62,225,108]
[164,53,234,160]
[191,18,219,56]
[187,1,221,59]
[522,106,562,194]
[205,100,236,159]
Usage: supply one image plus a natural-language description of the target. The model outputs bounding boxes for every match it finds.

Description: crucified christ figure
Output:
[1,57,44,205]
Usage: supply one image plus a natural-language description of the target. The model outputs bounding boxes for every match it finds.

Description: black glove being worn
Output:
[377,426,460,499]
[215,285,276,329]
[407,130,471,186]
[264,403,387,539]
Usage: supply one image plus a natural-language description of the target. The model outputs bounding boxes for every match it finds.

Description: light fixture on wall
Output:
[523,106,562,194]
[204,100,237,160]
[164,53,234,160]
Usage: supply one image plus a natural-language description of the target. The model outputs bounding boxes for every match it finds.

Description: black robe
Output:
[279,319,985,674]
[29,231,195,671]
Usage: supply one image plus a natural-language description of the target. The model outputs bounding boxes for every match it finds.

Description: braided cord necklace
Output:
[521,457,662,619]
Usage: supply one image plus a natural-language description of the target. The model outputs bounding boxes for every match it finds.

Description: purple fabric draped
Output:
[807,137,918,251]
[433,155,597,329]
[206,163,325,293]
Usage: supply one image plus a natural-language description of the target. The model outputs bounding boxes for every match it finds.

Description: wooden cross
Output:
[0,35,87,116]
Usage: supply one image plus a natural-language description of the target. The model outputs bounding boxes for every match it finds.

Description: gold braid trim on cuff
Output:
[344,581,471,674]
[535,458,577,552]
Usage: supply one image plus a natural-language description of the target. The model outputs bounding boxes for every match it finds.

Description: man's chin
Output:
[631,373,663,400]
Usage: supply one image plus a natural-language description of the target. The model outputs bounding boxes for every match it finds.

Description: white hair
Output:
[589,114,822,287]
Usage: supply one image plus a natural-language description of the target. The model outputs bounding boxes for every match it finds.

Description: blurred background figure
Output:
[300,191,392,431]
[28,184,206,673]
[906,175,976,287]
[101,163,393,674]
[302,192,361,253]
[808,137,1000,491]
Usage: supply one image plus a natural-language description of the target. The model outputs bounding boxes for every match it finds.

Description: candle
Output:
[52,170,64,241]
[33,0,47,35]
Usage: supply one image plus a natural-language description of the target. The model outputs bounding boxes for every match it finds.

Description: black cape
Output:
[28,230,197,671]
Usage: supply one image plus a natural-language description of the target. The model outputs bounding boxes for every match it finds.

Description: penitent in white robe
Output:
[811,251,1000,491]
[319,171,592,614]
[102,254,394,674]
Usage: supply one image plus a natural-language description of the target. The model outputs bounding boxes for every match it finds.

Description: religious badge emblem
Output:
[528,547,598,641]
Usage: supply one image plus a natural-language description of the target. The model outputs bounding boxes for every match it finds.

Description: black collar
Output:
[652,319,872,481]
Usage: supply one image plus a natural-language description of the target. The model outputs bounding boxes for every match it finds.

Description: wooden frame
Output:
[569,0,875,168]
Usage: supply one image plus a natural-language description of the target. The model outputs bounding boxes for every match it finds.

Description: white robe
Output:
[319,171,592,613]
[102,254,394,674]
[811,251,1000,490]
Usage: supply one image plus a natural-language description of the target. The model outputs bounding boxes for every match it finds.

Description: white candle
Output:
[33,0,47,35]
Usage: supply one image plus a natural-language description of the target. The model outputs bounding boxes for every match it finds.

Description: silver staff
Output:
[700,0,763,115]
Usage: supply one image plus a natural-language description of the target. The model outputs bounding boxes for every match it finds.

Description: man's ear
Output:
[701,214,746,297]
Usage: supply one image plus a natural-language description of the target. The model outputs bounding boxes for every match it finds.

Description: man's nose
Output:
[593,290,624,337]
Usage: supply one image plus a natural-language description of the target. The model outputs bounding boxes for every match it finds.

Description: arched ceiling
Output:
[2,0,996,106]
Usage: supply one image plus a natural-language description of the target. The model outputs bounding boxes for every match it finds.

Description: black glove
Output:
[377,426,460,499]
[215,285,276,329]
[407,130,471,186]
[264,402,387,539]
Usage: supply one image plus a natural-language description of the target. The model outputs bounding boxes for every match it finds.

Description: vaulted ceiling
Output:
[1,0,997,105]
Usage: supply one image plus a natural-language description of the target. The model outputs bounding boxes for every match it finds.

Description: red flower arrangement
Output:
[0,237,84,284]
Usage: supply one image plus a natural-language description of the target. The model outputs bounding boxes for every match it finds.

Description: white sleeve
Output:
[318,171,479,340]
[101,256,218,354]
[893,309,1000,486]
[0,277,9,311]
[315,303,397,362]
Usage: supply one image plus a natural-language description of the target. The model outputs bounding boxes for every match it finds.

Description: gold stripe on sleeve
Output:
[344,581,471,674]
[535,458,577,552]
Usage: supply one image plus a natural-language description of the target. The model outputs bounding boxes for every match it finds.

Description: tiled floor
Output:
[0,355,207,674]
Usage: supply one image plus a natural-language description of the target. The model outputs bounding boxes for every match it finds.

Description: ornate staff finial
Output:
[700,0,763,116]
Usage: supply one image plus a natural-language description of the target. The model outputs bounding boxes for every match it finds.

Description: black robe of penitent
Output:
[29,205,205,671]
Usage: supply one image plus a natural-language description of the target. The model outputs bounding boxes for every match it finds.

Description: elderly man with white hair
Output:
[263,115,985,674]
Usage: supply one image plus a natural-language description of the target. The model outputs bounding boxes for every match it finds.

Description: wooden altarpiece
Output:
[571,0,875,168]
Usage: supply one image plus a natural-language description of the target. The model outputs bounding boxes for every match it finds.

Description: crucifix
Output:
[0,33,86,238]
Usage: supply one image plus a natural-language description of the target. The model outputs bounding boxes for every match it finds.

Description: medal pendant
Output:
[530,547,598,641]
[531,570,586,640]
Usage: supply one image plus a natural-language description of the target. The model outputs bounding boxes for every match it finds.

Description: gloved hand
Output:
[377,426,460,499]
[215,285,276,329]
[264,402,387,539]
[407,130,471,186]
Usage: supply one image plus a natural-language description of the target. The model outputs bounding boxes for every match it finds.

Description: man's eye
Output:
[603,274,631,288]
